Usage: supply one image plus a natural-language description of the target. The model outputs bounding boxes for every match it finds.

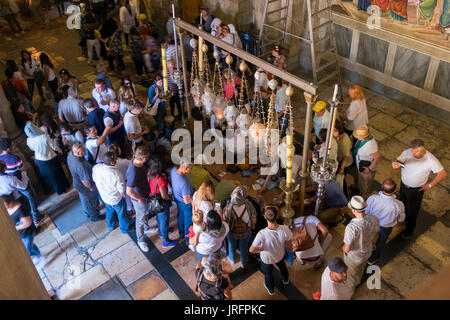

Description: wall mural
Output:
[335,0,450,49]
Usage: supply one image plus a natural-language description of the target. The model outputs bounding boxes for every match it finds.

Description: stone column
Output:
[0,201,49,299]
[0,87,21,139]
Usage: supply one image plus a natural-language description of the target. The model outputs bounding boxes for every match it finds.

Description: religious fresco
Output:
[334,0,450,50]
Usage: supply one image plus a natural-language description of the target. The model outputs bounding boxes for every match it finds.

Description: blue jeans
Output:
[78,190,100,220]
[195,249,206,263]
[153,102,166,135]
[18,183,40,221]
[369,226,393,262]
[227,230,251,265]
[156,206,170,242]
[22,232,40,256]
[261,258,289,292]
[105,198,131,234]
[175,200,192,244]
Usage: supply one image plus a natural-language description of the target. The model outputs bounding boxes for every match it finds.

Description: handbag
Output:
[145,97,159,116]
[146,176,169,217]
[358,160,372,173]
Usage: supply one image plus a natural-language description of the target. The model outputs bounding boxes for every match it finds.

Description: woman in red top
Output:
[222,69,241,104]
[147,156,178,247]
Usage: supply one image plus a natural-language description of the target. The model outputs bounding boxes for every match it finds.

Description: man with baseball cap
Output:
[320,257,353,300]
[343,196,380,290]
[312,101,330,141]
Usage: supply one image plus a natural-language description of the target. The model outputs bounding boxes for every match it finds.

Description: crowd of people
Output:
[0,3,447,301]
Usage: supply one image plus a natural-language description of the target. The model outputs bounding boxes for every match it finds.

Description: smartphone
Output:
[214,202,221,211]
[396,160,405,168]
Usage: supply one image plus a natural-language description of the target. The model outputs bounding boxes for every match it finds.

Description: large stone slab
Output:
[127,272,168,300]
[369,113,408,136]
[99,241,147,277]
[406,221,450,272]
[58,265,110,300]
[367,95,407,117]
[394,126,443,153]
[43,248,68,289]
[70,225,97,249]
[375,158,401,187]
[34,228,56,248]
[90,228,131,260]
[370,127,389,143]
[421,184,449,218]
[377,139,409,162]
[118,259,154,286]
[152,288,179,300]
[381,252,434,297]
[86,220,111,240]
[232,271,287,300]
[353,279,402,300]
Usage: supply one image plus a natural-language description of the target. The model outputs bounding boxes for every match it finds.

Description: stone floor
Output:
[1,8,449,300]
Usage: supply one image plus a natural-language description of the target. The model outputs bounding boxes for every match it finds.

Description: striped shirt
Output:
[167,69,178,94]
[0,153,23,179]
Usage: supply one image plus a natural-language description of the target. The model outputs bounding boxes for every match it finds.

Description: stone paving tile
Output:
[395,126,443,153]
[406,221,450,272]
[70,225,97,249]
[86,220,111,240]
[118,259,155,286]
[368,113,408,136]
[58,264,110,300]
[367,107,380,119]
[170,250,200,292]
[421,184,449,218]
[151,288,180,300]
[438,157,450,189]
[377,139,410,162]
[381,251,434,297]
[232,271,287,300]
[90,229,131,260]
[353,279,402,300]
[39,239,61,259]
[43,248,68,289]
[98,241,147,278]
[127,272,168,300]
[367,95,407,117]
[34,228,56,248]
[41,276,54,291]
[56,233,77,252]
[370,127,389,142]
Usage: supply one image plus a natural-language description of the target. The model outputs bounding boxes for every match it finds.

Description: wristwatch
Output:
[428,183,433,189]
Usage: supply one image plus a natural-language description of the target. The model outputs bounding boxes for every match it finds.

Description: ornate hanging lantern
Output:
[190,39,203,108]
[201,86,216,116]
[264,79,279,156]
[212,95,227,122]
[224,104,238,129]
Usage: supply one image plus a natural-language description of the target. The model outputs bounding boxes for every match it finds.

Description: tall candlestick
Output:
[332,84,338,102]
[161,47,169,94]
[286,132,293,185]
[198,27,204,75]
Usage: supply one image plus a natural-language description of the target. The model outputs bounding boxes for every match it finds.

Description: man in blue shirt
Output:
[147,76,167,136]
[84,98,106,136]
[366,178,405,264]
[170,158,194,245]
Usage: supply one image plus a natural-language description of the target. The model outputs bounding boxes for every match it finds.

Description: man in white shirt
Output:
[353,125,380,199]
[320,257,353,300]
[92,78,116,112]
[84,124,109,164]
[123,102,150,147]
[58,86,87,131]
[392,139,446,239]
[343,196,380,291]
[92,152,133,233]
[366,179,405,264]
[250,207,292,295]
[274,77,289,137]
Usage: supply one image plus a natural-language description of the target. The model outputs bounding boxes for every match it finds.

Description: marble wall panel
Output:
[356,33,389,73]
[433,61,450,100]
[392,47,430,88]
[334,24,352,59]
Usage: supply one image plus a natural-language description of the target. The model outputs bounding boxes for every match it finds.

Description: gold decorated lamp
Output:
[279,85,299,225]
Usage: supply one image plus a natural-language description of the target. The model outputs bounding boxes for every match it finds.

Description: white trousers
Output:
[87,39,101,62]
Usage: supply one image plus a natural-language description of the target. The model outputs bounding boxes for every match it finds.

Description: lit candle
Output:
[286,133,294,185]
[161,46,168,94]
[198,28,204,73]
[332,84,338,102]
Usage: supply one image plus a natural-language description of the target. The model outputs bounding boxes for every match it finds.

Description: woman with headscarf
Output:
[210,18,222,37]
[222,186,257,267]
[25,122,70,195]
[227,24,243,50]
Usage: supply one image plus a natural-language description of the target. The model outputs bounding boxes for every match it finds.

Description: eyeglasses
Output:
[124,82,130,85]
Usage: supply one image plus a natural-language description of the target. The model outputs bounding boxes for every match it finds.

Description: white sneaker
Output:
[145,227,158,234]
[138,241,149,252]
